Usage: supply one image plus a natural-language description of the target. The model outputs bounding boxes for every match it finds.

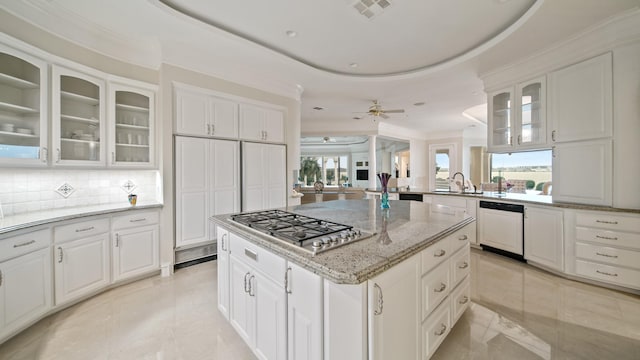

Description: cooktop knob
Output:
[312,240,323,248]
[330,235,339,243]
[321,237,331,245]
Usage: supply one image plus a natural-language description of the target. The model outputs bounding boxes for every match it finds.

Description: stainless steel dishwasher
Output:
[478,200,525,261]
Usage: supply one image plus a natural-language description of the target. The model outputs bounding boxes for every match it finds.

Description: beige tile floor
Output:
[1,249,639,359]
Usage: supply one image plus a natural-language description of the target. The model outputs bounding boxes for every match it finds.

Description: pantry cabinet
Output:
[242,142,286,212]
[108,81,156,167]
[0,43,48,165]
[239,103,285,143]
[51,65,107,166]
[174,86,239,139]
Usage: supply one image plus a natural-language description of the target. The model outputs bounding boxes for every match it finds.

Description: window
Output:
[299,155,350,187]
[435,151,450,190]
[490,150,552,193]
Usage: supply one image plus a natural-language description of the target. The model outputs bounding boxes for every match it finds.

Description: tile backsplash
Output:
[0,169,161,217]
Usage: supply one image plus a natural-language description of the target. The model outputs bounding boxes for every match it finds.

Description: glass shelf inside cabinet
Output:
[59,75,101,162]
[492,92,511,147]
[520,83,542,145]
[0,52,42,160]
[115,91,150,163]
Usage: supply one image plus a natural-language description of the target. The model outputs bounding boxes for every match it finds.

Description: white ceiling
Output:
[2,0,638,136]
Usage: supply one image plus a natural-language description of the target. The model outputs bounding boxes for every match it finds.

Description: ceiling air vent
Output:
[352,0,392,19]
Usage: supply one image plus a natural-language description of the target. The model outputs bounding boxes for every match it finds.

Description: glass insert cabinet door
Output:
[0,44,48,165]
[52,65,106,165]
[517,77,546,147]
[112,88,153,165]
[489,88,513,149]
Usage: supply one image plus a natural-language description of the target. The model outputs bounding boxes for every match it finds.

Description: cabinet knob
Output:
[434,324,447,336]
[248,275,255,297]
[551,130,556,142]
[374,283,384,315]
[244,272,251,293]
[434,249,446,257]
[58,247,63,263]
[434,283,447,293]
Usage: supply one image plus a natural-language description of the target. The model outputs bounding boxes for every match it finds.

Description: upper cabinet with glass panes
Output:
[0,43,48,165]
[487,76,546,153]
[51,65,106,166]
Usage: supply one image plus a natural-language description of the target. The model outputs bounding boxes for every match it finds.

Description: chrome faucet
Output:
[451,172,466,193]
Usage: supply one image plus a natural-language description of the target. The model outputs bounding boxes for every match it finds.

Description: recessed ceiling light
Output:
[349,63,358,68]
[285,30,297,38]
[413,102,426,106]
[313,106,324,111]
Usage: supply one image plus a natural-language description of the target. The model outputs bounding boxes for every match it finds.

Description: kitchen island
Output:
[211,199,475,360]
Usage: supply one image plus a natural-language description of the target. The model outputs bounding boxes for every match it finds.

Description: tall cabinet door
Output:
[210,96,238,138]
[265,144,287,209]
[112,225,159,282]
[0,44,48,165]
[516,77,546,149]
[51,65,106,166]
[254,271,287,360]
[175,137,210,248]
[524,206,564,271]
[229,255,255,347]
[287,262,323,360]
[210,139,240,239]
[243,142,266,212]
[487,87,514,152]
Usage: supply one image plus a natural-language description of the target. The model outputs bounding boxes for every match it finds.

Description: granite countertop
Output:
[365,188,640,214]
[0,201,164,235]
[211,199,474,285]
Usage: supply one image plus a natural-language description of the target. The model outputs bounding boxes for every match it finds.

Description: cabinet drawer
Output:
[451,277,471,325]
[54,218,110,243]
[421,261,450,321]
[450,246,470,288]
[576,227,639,250]
[432,196,467,209]
[421,237,451,275]
[112,211,159,230]
[576,212,640,232]
[422,297,451,360]
[229,232,286,286]
[575,242,640,270]
[450,224,473,253]
[0,228,50,262]
[575,259,640,289]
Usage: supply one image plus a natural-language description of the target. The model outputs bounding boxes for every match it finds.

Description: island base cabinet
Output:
[0,247,52,340]
[112,225,159,283]
[422,298,451,359]
[54,234,110,305]
[217,227,230,320]
[229,255,254,346]
[368,254,420,360]
[287,262,323,360]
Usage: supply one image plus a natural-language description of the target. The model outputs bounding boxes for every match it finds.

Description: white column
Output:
[381,150,391,174]
[368,135,377,189]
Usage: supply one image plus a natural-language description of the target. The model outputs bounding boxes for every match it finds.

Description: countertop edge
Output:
[211,215,475,285]
[0,203,164,235]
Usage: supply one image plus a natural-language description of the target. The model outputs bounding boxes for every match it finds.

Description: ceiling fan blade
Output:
[380,113,389,119]
[383,109,405,113]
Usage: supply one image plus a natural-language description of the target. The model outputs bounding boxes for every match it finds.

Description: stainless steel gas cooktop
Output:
[230,209,375,254]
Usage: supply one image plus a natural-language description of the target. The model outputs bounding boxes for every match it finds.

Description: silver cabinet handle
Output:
[434,249,446,257]
[56,148,61,163]
[458,261,469,269]
[244,272,251,293]
[596,252,618,259]
[434,324,447,336]
[0,270,3,287]
[41,147,48,162]
[517,134,521,145]
[211,124,215,135]
[552,146,556,158]
[596,220,618,225]
[206,124,210,135]
[434,283,447,293]
[459,295,469,305]
[596,235,618,241]
[75,226,95,233]
[129,218,147,223]
[221,233,227,251]
[374,283,384,315]
[115,233,120,247]
[244,248,257,261]
[248,275,255,297]
[596,270,618,277]
[58,247,63,263]
[509,136,513,146]
[285,267,292,294]
[458,235,468,241]
[13,240,36,248]
[551,130,556,142]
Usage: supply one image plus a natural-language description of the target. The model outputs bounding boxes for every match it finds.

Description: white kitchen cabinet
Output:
[524,206,564,271]
[239,103,285,143]
[243,142,286,212]
[478,204,524,256]
[0,247,51,339]
[548,52,612,143]
[287,262,323,360]
[368,253,420,360]
[229,254,254,344]
[111,211,159,283]
[0,43,48,166]
[174,86,239,139]
[51,65,106,166]
[53,217,110,305]
[487,87,514,152]
[175,136,239,248]
[217,226,230,320]
[552,139,612,206]
[108,80,156,167]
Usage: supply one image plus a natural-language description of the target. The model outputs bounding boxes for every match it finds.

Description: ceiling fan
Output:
[356,100,405,120]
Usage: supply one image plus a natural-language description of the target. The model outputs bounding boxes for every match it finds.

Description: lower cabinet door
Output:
[422,298,452,359]
[0,247,52,335]
[229,255,255,346]
[217,227,230,320]
[54,234,110,305]
[113,225,159,282]
[287,262,323,360]
[254,271,287,360]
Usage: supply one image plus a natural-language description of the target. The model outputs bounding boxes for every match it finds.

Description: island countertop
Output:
[211,199,474,284]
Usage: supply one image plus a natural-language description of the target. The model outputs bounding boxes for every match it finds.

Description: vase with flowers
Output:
[377,172,391,209]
